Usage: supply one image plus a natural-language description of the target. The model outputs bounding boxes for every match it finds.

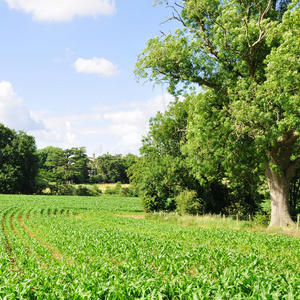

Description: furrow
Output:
[18,212,64,262]
[1,208,16,266]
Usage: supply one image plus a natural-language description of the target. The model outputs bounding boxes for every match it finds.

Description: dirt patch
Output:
[1,214,13,258]
[10,215,17,235]
[115,214,145,219]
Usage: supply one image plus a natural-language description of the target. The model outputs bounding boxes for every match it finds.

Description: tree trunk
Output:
[266,165,294,227]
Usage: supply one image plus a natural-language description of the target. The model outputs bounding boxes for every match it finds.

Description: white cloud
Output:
[53,48,75,63]
[120,132,142,148]
[104,110,146,126]
[4,0,116,22]
[73,57,120,77]
[1,89,176,156]
[128,93,176,115]
[99,93,176,151]
[145,93,175,114]
[0,81,44,131]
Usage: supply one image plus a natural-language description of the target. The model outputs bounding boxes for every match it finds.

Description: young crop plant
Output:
[0,194,299,298]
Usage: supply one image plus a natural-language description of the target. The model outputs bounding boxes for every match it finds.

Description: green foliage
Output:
[93,154,137,184]
[90,184,102,195]
[104,186,118,196]
[103,182,137,197]
[119,186,138,197]
[175,189,203,215]
[0,123,38,194]
[45,183,104,197]
[37,146,89,185]
[74,185,96,196]
[129,100,203,212]
[136,0,300,226]
[49,183,76,196]
[252,212,270,226]
[141,196,164,213]
[130,97,261,214]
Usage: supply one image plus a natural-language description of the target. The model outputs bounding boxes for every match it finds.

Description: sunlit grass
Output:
[147,211,300,237]
[96,183,130,192]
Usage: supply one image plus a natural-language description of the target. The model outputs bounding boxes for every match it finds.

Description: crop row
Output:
[0,195,300,299]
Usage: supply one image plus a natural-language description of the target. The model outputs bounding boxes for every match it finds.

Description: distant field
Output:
[0,194,299,299]
[96,183,130,192]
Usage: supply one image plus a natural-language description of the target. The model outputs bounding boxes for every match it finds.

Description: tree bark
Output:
[266,165,294,227]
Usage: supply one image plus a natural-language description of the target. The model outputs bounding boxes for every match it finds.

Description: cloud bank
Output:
[73,57,120,77]
[0,81,44,132]
[4,0,116,22]
[0,81,175,155]
[32,93,175,155]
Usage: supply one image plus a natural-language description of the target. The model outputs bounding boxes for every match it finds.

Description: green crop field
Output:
[0,195,299,299]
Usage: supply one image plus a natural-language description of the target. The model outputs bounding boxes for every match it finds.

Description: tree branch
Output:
[287,157,300,182]
[277,131,300,145]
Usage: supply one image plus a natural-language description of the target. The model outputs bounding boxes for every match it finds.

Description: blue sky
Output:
[0,0,177,157]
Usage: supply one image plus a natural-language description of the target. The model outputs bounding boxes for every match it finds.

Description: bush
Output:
[104,186,119,196]
[120,186,139,197]
[252,212,270,226]
[141,196,163,213]
[104,182,137,197]
[175,189,203,215]
[90,185,102,195]
[45,183,102,196]
[55,184,76,196]
[75,185,95,196]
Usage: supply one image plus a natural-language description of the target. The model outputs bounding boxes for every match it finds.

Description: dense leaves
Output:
[128,100,202,212]
[136,0,300,227]
[0,123,38,194]
[91,154,136,184]
[129,100,261,214]
[37,146,89,185]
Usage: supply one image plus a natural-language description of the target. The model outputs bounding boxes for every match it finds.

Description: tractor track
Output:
[18,211,69,263]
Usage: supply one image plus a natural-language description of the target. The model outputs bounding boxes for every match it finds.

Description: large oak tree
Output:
[136,0,300,227]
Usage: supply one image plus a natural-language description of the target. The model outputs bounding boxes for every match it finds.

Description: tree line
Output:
[0,123,137,195]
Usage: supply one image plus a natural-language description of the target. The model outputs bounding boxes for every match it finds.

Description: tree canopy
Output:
[136,0,300,227]
[0,123,38,194]
[93,154,136,184]
[37,146,89,185]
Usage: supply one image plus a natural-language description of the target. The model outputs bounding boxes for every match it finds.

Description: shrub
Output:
[175,189,203,215]
[252,212,270,226]
[104,182,134,196]
[55,184,76,196]
[104,186,119,196]
[90,185,102,195]
[120,186,138,197]
[75,185,95,196]
[141,196,165,213]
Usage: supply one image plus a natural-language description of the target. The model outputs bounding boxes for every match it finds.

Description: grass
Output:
[96,183,130,192]
[147,211,300,237]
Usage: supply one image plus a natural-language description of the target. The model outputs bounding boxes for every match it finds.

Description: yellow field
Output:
[96,183,130,192]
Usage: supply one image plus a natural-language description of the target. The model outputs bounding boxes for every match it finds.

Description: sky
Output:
[0,0,178,157]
